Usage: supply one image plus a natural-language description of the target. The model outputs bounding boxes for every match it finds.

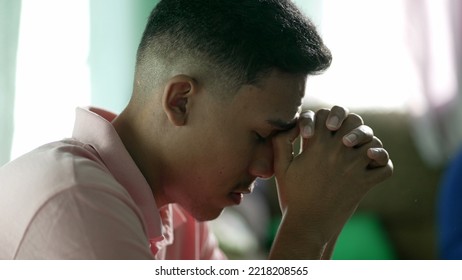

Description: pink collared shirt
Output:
[0,107,225,260]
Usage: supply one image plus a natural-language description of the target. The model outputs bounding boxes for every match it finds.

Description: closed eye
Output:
[254,119,297,144]
[255,132,267,143]
[267,119,298,131]
[255,130,285,143]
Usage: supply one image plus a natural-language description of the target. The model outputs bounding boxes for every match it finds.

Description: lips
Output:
[229,187,253,205]
[227,181,254,205]
[229,192,243,205]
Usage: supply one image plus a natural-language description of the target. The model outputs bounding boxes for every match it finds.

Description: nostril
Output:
[250,159,274,179]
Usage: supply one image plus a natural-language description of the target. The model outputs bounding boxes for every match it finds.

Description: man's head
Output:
[135,0,332,97]
[116,0,332,221]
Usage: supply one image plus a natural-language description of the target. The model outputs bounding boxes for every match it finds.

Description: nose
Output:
[249,143,274,179]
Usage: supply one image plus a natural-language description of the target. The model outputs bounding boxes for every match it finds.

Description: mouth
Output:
[229,192,244,205]
[228,182,254,205]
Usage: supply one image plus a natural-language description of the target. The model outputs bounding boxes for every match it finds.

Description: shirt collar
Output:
[158,204,188,243]
[72,107,163,239]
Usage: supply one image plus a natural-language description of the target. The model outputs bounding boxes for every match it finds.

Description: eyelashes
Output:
[255,132,267,143]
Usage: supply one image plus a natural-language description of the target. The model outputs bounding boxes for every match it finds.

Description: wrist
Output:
[269,211,329,259]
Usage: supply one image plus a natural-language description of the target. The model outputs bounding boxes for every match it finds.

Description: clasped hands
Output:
[271,105,393,254]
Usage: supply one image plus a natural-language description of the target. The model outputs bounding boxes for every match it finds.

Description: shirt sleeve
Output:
[15,186,153,259]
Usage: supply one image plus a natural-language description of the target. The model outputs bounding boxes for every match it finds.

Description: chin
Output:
[186,205,225,222]
[172,192,227,221]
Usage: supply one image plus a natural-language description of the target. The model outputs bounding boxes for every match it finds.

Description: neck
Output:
[112,106,169,208]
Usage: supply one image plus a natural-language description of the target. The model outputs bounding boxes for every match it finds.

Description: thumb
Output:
[272,126,300,176]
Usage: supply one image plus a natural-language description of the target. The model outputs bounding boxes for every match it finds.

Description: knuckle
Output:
[371,136,383,147]
[299,111,315,124]
[387,160,394,176]
[316,108,330,116]
[300,110,315,118]
[331,105,348,116]
[359,125,374,137]
[379,161,394,179]
[300,118,313,127]
[377,149,390,162]
[315,108,330,123]
[346,113,364,126]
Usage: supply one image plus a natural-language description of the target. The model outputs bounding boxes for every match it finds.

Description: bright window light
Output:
[295,0,419,111]
[12,0,91,159]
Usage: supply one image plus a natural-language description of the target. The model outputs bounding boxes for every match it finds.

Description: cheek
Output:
[201,137,254,177]
[189,118,255,175]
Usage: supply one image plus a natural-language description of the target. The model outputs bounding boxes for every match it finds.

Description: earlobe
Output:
[162,75,196,126]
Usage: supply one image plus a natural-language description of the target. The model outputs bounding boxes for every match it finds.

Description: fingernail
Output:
[302,125,313,138]
[327,116,339,130]
[343,133,358,146]
[368,148,381,157]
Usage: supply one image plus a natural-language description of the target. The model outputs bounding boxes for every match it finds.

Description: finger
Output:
[315,108,330,128]
[336,113,364,135]
[367,147,390,168]
[342,125,375,147]
[365,159,394,186]
[299,110,315,139]
[272,126,300,175]
[326,105,349,131]
[300,108,329,153]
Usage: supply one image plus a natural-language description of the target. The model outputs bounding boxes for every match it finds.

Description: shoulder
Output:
[16,186,152,259]
[0,140,148,259]
[1,139,129,198]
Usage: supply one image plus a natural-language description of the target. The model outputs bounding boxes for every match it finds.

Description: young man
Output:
[0,0,393,259]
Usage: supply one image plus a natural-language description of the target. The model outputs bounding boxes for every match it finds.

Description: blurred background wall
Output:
[1,0,461,259]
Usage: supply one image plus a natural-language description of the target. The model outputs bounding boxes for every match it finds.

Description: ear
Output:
[162,75,197,126]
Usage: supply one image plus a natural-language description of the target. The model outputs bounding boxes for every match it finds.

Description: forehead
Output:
[231,71,306,122]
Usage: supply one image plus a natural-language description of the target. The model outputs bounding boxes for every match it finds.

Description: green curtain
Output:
[89,0,159,113]
[0,0,21,166]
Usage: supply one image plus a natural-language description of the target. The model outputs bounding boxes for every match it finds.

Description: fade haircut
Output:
[136,0,332,95]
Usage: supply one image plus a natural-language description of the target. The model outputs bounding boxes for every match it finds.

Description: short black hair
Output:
[137,0,332,89]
